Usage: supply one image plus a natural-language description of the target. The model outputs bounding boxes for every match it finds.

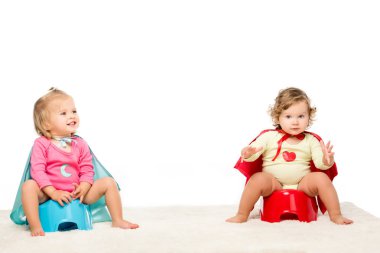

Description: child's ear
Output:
[43,121,51,131]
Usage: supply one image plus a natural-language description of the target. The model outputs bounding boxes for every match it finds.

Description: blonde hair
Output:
[269,87,316,129]
[33,87,72,138]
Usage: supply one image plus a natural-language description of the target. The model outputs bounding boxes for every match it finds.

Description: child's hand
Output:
[241,145,263,162]
[320,140,335,167]
[71,182,91,203]
[51,190,72,206]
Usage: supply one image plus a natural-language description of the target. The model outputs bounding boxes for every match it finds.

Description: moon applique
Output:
[60,164,72,177]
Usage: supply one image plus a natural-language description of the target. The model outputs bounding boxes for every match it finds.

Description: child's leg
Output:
[83,177,139,229]
[226,172,281,223]
[298,172,353,225]
[21,180,49,236]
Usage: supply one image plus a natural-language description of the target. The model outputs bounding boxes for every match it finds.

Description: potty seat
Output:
[39,199,93,232]
[260,189,318,222]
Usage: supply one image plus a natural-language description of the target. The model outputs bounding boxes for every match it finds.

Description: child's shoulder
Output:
[253,129,281,142]
[33,136,50,146]
[257,129,280,137]
[72,135,90,147]
[304,131,322,141]
[31,136,52,153]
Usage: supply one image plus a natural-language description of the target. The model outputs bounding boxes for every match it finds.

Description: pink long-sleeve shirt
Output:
[30,136,94,192]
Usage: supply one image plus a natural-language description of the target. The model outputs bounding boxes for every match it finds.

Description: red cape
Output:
[234,129,338,214]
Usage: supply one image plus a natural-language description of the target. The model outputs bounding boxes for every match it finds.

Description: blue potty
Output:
[39,199,93,232]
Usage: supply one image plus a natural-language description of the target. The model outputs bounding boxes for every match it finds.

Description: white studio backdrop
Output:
[1,1,379,218]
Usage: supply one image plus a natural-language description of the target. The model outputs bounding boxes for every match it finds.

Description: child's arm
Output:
[77,138,94,185]
[30,138,53,188]
[310,137,334,169]
[320,140,335,167]
[241,132,269,162]
[72,138,94,202]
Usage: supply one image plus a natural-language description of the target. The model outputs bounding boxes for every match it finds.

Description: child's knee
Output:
[103,177,117,188]
[22,180,39,193]
[303,172,332,193]
[249,172,271,185]
[248,172,276,194]
[313,172,331,185]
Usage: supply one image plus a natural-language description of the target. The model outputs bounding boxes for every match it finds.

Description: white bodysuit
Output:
[243,131,332,189]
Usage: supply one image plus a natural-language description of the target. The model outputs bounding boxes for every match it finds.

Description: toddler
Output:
[226,87,352,225]
[22,88,139,236]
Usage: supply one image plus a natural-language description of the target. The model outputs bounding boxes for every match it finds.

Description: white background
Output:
[1,1,379,218]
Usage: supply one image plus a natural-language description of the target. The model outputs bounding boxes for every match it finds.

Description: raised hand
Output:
[320,140,335,167]
[241,145,263,161]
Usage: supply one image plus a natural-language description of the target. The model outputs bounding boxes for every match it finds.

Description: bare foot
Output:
[330,215,353,225]
[30,226,45,236]
[226,214,249,223]
[112,219,139,229]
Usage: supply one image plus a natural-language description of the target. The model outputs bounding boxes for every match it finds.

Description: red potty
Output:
[260,189,318,222]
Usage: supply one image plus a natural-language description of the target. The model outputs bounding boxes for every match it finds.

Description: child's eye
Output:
[73,110,77,114]
[60,112,66,116]
[286,115,291,119]
[299,115,305,119]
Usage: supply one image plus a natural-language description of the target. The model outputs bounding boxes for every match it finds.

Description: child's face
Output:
[278,101,309,135]
[45,97,80,137]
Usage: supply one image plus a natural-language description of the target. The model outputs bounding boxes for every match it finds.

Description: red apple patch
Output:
[282,151,296,162]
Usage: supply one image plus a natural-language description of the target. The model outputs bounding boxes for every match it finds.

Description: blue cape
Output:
[10,141,119,225]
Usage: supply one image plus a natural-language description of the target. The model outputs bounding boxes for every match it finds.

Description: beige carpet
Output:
[0,202,379,253]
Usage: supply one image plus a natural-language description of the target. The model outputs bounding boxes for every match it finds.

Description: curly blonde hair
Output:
[269,87,316,129]
[33,87,72,138]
